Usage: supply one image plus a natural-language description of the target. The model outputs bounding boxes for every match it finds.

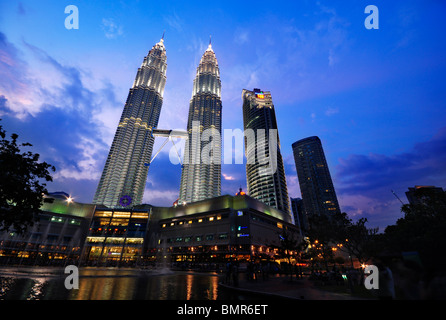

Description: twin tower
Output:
[93,36,290,217]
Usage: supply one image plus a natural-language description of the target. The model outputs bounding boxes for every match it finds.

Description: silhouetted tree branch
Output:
[0,120,55,234]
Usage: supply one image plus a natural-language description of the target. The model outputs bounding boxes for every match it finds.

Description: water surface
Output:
[0,267,237,300]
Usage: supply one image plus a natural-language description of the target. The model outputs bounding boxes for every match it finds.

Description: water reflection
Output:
[0,268,226,300]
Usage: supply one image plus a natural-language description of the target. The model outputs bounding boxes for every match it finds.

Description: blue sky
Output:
[1,0,445,231]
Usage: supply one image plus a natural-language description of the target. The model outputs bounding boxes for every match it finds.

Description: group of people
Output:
[224,261,239,286]
[246,261,271,281]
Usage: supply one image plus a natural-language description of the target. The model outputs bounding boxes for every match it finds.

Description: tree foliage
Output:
[306,212,378,268]
[0,121,55,234]
[383,188,446,275]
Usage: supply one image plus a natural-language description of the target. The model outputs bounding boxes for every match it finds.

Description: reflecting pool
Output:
[0,267,249,300]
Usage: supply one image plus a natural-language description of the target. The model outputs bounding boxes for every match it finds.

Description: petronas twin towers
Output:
[93,35,290,218]
[93,36,222,208]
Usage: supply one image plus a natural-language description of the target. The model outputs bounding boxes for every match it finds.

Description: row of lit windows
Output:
[163,233,229,244]
[161,214,226,228]
[94,211,149,219]
[50,216,81,226]
[86,237,144,245]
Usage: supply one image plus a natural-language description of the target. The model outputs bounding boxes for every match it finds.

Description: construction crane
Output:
[391,189,405,206]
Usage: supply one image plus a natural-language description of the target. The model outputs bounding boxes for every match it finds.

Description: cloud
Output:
[222,173,235,181]
[143,152,182,206]
[101,18,124,39]
[325,107,339,116]
[0,32,38,118]
[163,12,184,33]
[234,29,249,44]
[310,112,316,122]
[0,33,125,203]
[335,127,446,228]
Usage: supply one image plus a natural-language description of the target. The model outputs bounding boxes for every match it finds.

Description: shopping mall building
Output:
[0,193,301,267]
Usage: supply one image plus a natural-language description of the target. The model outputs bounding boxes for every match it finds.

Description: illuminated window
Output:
[218,233,228,240]
[198,218,203,223]
[125,238,144,244]
[162,224,166,228]
[131,212,148,219]
[51,216,65,223]
[86,237,105,243]
[217,216,221,220]
[70,219,81,225]
[237,211,243,216]
[188,220,193,224]
[209,217,214,222]
[95,211,113,217]
[113,212,131,218]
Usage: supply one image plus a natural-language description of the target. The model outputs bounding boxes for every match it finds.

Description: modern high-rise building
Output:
[292,136,341,220]
[242,88,291,216]
[290,197,307,233]
[405,185,445,206]
[93,37,167,208]
[178,41,222,204]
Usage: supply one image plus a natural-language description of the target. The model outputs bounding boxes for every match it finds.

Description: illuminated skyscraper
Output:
[242,88,291,216]
[178,41,222,203]
[292,136,341,219]
[93,37,167,208]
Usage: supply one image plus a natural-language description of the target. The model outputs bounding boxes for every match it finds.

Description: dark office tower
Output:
[290,197,307,233]
[405,185,445,205]
[93,37,167,208]
[292,136,341,220]
[178,41,222,203]
[242,89,291,216]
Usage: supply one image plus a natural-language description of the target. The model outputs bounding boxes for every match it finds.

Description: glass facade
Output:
[93,37,167,208]
[179,43,222,204]
[82,209,150,266]
[292,136,341,220]
[242,88,291,216]
[0,194,95,266]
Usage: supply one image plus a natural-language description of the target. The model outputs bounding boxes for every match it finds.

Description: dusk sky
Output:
[1,0,445,231]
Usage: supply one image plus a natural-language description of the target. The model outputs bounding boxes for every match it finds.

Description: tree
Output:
[305,213,342,271]
[306,212,378,270]
[384,188,446,275]
[0,121,55,234]
[271,228,306,280]
[339,217,379,267]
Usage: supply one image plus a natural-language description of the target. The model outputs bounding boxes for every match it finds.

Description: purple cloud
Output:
[335,127,446,228]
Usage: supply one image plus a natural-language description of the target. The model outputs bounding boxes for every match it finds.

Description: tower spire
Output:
[207,35,213,51]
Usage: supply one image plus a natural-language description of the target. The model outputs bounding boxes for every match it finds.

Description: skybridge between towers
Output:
[146,128,188,166]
